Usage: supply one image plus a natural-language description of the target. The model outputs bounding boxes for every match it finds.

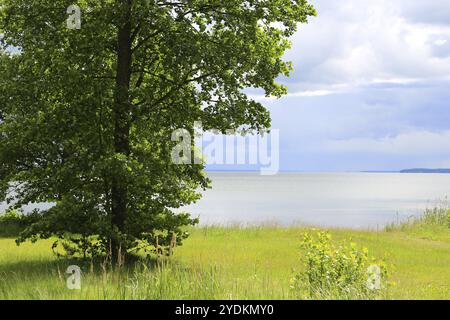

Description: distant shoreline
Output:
[399,169,450,174]
[206,169,450,174]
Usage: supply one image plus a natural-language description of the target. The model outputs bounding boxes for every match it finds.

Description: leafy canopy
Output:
[0,0,315,257]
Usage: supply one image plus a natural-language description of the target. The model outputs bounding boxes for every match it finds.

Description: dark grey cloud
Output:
[398,0,450,25]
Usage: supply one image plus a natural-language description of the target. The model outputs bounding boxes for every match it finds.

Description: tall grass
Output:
[0,254,294,300]
[386,203,450,231]
[0,206,449,300]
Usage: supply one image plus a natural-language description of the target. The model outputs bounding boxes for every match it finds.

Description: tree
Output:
[0,0,316,259]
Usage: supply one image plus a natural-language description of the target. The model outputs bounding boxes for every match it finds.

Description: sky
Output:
[3,1,450,172]
[208,0,450,172]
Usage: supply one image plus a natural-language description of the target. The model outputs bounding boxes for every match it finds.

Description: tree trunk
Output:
[111,0,132,261]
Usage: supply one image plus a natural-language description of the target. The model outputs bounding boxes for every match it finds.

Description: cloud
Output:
[323,130,450,156]
[282,0,450,92]
[249,89,343,102]
[264,78,450,171]
[246,0,450,171]
[397,0,450,26]
[428,35,450,58]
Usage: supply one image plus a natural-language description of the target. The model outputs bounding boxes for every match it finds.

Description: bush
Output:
[0,210,37,237]
[291,231,389,300]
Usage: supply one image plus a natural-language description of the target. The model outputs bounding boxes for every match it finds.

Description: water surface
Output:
[184,172,450,228]
[2,172,449,229]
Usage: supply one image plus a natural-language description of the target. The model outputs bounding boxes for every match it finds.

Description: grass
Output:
[0,207,449,300]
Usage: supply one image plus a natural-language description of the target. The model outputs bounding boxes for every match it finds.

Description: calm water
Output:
[184,172,450,228]
[2,173,450,229]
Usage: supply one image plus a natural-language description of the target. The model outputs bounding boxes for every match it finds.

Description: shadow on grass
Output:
[0,249,188,280]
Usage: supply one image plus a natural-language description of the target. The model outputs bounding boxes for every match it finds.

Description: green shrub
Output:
[0,210,37,237]
[291,231,389,300]
[0,210,22,237]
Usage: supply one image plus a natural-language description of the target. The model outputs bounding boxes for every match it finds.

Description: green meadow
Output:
[0,209,449,300]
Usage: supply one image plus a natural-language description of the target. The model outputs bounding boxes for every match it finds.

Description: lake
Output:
[2,172,450,229]
[184,172,450,229]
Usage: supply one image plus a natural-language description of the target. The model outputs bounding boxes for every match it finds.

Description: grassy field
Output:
[0,213,449,300]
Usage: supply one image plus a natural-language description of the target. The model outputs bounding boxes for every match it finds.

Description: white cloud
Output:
[284,0,450,92]
[434,39,448,46]
[250,89,342,102]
